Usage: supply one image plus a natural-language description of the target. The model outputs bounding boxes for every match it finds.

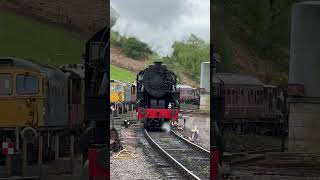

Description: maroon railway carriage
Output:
[177,84,200,104]
[60,64,85,129]
[212,73,283,134]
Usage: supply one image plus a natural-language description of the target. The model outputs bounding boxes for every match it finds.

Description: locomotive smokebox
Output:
[288,1,320,153]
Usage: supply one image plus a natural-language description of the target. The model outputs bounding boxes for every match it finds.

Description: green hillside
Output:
[110,65,136,82]
[0,10,136,82]
[0,10,85,65]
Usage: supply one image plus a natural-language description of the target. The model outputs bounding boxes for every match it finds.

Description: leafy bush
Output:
[110,30,153,60]
[122,37,152,60]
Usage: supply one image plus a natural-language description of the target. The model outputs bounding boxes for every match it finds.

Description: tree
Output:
[164,34,209,82]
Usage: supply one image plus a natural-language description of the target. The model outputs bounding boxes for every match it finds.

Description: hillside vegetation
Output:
[0,10,85,65]
[162,34,210,83]
[213,0,307,87]
[111,30,209,85]
[111,31,153,60]
[110,64,136,82]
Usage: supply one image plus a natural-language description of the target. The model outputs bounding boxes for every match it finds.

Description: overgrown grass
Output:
[0,10,86,65]
[110,65,136,82]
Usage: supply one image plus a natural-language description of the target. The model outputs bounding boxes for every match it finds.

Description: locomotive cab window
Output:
[16,75,39,95]
[0,74,12,95]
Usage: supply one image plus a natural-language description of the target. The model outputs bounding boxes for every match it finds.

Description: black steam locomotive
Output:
[136,62,180,128]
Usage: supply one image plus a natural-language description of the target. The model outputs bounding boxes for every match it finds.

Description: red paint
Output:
[288,83,304,96]
[137,108,179,120]
[211,148,219,180]
[1,142,15,155]
[88,148,109,177]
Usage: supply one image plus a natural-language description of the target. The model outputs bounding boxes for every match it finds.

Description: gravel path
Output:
[110,126,165,180]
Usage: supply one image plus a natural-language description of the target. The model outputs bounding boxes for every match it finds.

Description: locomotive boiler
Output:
[136,62,180,128]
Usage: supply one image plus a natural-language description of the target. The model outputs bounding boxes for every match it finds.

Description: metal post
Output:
[281,90,288,152]
[6,154,11,177]
[122,103,124,118]
[70,135,74,175]
[22,141,27,176]
[132,104,134,118]
[117,103,120,117]
[55,135,59,160]
[15,127,20,151]
[112,110,115,128]
[38,136,43,165]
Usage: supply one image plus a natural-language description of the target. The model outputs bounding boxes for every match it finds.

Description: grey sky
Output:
[111,0,210,56]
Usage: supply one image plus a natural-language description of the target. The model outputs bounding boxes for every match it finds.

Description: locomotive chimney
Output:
[154,61,162,67]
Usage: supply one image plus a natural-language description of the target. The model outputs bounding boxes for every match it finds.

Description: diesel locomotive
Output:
[136,62,180,128]
[0,57,85,165]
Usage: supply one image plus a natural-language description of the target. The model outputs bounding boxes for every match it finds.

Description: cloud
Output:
[111,0,210,56]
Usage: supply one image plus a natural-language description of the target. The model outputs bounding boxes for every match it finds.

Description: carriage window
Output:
[0,74,12,95]
[116,84,122,92]
[16,75,39,94]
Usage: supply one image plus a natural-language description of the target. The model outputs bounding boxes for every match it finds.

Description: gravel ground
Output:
[110,126,164,180]
[176,112,210,150]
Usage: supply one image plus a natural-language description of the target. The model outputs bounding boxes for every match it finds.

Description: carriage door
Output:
[69,77,82,128]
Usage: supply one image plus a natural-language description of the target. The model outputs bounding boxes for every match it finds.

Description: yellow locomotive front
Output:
[110,80,124,104]
[0,68,44,128]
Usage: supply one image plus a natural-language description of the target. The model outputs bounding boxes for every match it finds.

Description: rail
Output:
[143,129,209,180]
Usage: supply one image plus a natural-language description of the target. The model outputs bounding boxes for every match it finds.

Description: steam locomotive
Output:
[136,62,180,128]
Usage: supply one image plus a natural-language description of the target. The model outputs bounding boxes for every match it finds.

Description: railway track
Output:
[143,129,210,180]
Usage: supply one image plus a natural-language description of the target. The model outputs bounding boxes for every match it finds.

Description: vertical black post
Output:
[281,90,288,152]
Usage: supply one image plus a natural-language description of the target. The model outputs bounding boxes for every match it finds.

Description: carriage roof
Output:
[216,73,263,86]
